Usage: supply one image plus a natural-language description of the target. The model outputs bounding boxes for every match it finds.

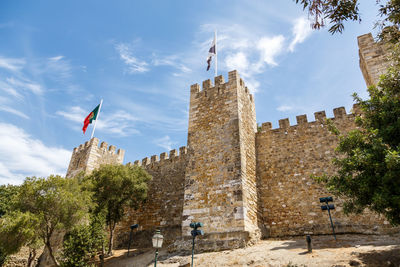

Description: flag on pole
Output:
[207,35,216,71]
[82,104,100,134]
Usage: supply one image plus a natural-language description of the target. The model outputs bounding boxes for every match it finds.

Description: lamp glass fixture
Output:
[152,230,164,248]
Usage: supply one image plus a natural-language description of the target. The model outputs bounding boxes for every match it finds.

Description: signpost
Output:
[320,197,336,240]
[190,222,204,267]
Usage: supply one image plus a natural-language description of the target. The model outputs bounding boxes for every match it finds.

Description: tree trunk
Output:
[107,226,114,256]
[46,241,59,267]
[107,223,116,256]
[100,242,105,266]
[27,248,37,267]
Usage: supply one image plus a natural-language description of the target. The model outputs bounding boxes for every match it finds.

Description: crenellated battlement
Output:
[127,146,187,167]
[66,138,125,178]
[67,33,396,251]
[259,104,360,133]
[190,70,254,103]
[72,138,125,156]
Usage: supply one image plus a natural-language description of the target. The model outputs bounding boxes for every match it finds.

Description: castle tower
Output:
[358,33,391,87]
[181,70,260,250]
[66,137,125,178]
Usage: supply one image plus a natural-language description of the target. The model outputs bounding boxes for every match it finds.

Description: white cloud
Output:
[277,105,293,112]
[0,106,29,119]
[153,135,176,151]
[0,80,23,98]
[0,123,71,184]
[96,110,140,136]
[6,77,43,95]
[0,57,25,72]
[43,55,73,82]
[56,106,86,123]
[257,36,285,66]
[289,17,313,52]
[115,43,149,73]
[225,52,249,73]
[152,55,192,74]
[56,106,141,137]
[48,55,64,61]
[197,24,289,93]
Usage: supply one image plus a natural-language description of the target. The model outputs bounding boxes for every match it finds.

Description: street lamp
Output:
[190,222,204,267]
[320,196,336,240]
[152,229,163,267]
[127,224,139,256]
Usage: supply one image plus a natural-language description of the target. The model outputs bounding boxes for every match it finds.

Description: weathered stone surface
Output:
[181,71,260,250]
[65,33,398,253]
[115,149,187,249]
[358,33,391,87]
[66,138,124,178]
[256,110,392,237]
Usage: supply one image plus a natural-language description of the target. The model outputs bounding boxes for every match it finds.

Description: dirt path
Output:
[105,234,400,267]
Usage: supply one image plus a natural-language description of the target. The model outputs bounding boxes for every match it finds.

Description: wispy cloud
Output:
[289,17,313,52]
[56,106,141,137]
[6,77,43,95]
[153,135,176,151]
[0,106,29,119]
[277,105,293,112]
[257,36,285,66]
[204,24,286,92]
[152,54,192,75]
[0,57,25,72]
[0,123,71,184]
[115,43,149,73]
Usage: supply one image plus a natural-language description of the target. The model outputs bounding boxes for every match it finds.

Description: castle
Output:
[66,33,395,251]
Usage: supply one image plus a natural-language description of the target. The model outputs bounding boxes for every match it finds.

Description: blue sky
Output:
[0,1,381,184]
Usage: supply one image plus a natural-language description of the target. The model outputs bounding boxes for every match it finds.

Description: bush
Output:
[61,216,105,267]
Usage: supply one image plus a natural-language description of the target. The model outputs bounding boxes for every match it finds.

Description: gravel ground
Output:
[104,234,400,267]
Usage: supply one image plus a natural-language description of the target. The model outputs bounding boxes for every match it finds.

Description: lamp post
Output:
[190,222,204,267]
[320,196,336,240]
[127,224,139,256]
[152,229,163,267]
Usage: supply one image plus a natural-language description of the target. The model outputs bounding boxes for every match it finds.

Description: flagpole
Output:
[90,99,103,139]
[215,30,217,77]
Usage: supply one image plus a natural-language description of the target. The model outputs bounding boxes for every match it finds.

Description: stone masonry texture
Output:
[65,33,397,252]
[358,33,391,87]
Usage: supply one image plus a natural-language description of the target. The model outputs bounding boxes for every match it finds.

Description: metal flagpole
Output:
[91,99,103,139]
[215,30,217,77]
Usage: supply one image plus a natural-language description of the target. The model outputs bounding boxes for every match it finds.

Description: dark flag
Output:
[207,36,216,71]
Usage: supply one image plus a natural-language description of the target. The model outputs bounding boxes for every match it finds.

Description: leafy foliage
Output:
[87,164,151,255]
[294,0,400,35]
[317,44,400,225]
[13,175,92,266]
[0,211,41,256]
[294,0,360,33]
[0,184,19,266]
[0,184,19,218]
[61,214,106,267]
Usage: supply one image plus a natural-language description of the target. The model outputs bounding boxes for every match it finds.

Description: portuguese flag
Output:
[82,104,100,134]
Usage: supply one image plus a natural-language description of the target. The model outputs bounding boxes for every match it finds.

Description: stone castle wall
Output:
[115,148,188,249]
[66,138,124,178]
[255,106,391,237]
[358,33,391,87]
[65,33,396,252]
[180,71,260,251]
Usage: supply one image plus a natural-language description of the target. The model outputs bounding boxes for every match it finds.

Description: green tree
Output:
[88,164,151,255]
[0,184,19,218]
[294,0,400,36]
[61,214,106,267]
[0,184,19,266]
[0,211,41,267]
[318,43,400,225]
[14,175,92,266]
